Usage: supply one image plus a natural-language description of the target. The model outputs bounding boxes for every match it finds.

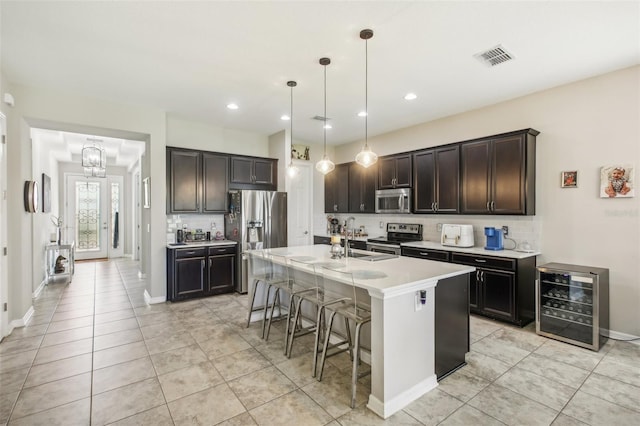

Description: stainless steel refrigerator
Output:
[224,190,288,293]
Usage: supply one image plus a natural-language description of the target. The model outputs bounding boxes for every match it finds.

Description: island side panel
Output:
[368,283,437,418]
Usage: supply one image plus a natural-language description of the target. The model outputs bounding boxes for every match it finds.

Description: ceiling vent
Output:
[312,115,330,122]
[474,45,515,67]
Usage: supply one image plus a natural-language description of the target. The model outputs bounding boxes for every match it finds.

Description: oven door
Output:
[367,242,401,255]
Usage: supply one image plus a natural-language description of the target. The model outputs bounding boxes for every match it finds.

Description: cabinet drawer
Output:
[208,245,236,256]
[314,236,331,245]
[350,240,367,250]
[451,253,515,271]
[175,248,206,258]
[402,247,450,262]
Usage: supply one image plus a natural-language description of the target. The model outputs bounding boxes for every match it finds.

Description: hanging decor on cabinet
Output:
[286,80,300,178]
[600,165,634,198]
[315,57,335,175]
[355,29,378,168]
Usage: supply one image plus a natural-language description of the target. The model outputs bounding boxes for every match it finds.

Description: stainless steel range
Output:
[366,223,423,255]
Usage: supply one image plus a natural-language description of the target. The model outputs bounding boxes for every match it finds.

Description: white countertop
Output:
[250,245,474,299]
[167,240,237,249]
[401,241,540,259]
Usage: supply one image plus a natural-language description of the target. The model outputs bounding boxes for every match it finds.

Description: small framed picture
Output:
[561,171,578,188]
[291,144,310,160]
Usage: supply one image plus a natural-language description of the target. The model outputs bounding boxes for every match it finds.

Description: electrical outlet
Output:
[436,223,443,232]
[502,226,509,236]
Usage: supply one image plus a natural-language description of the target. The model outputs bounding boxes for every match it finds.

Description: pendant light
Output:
[315,57,335,175]
[286,80,299,178]
[355,29,378,168]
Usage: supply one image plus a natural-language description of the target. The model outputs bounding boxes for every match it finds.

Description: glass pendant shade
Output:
[355,144,378,168]
[286,80,299,178]
[81,142,106,169]
[315,155,335,175]
[287,163,299,177]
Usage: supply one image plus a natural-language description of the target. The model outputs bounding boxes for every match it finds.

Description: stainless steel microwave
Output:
[375,188,411,214]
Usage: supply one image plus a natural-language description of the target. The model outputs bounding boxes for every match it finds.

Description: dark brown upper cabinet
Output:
[229,156,277,190]
[324,163,349,213]
[167,148,228,214]
[413,145,460,214]
[378,154,412,189]
[348,162,376,213]
[460,129,538,215]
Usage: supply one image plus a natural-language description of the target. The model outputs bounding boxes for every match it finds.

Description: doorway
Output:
[287,161,313,247]
[66,174,124,260]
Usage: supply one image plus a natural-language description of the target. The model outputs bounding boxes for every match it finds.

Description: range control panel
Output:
[387,223,422,235]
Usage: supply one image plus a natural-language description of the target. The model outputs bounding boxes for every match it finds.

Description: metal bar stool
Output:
[316,266,372,408]
[245,251,289,338]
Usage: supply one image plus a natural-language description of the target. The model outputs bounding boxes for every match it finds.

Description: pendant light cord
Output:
[323,62,327,156]
[365,37,368,149]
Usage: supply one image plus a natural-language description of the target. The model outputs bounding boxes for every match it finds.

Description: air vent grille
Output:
[474,45,514,67]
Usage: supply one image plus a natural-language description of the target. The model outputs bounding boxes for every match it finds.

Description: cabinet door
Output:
[435,145,460,213]
[207,255,235,295]
[482,268,516,321]
[348,163,376,213]
[378,157,397,189]
[230,157,253,185]
[253,159,276,186]
[325,164,349,213]
[168,149,200,213]
[175,257,206,298]
[394,155,413,187]
[460,140,491,214]
[413,150,436,213]
[491,135,525,214]
[202,153,228,213]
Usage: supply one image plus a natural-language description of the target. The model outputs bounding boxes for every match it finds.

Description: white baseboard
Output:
[600,328,640,344]
[367,375,438,419]
[143,289,166,305]
[10,306,35,328]
[32,280,46,298]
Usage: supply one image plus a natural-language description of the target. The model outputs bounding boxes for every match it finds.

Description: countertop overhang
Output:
[249,245,474,300]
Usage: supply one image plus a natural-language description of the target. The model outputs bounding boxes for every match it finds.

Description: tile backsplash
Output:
[166,214,225,243]
[314,213,541,252]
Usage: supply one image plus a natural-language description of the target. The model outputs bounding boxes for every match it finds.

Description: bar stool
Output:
[245,251,289,338]
[316,266,372,408]
[284,259,348,364]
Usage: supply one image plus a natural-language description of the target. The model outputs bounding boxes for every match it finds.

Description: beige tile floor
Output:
[1,259,639,425]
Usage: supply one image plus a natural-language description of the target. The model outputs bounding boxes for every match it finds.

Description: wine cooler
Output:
[536,263,609,351]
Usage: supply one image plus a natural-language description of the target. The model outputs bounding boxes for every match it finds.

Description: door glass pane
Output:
[76,181,100,251]
[111,182,120,249]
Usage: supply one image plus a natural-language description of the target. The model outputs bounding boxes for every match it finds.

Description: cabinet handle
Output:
[486,201,491,211]
[209,258,212,267]
[434,202,438,212]
[334,204,338,212]
[474,259,487,263]
[491,201,495,211]
[476,270,480,281]
[186,251,197,255]
[201,259,205,270]
[419,252,430,256]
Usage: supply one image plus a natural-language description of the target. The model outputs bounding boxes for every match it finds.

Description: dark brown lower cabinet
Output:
[168,245,236,301]
[452,253,536,326]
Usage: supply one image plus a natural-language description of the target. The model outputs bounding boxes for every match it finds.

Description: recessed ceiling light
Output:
[281,115,290,121]
[404,93,417,100]
[358,111,367,117]
[226,103,239,110]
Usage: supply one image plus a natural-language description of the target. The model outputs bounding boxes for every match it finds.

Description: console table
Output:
[45,242,75,283]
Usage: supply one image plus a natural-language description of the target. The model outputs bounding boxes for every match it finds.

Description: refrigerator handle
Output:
[535,278,540,325]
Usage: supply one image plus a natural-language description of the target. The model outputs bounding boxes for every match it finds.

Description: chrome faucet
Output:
[344,216,356,257]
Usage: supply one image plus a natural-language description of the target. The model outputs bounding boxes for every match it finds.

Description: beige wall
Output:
[336,66,640,337]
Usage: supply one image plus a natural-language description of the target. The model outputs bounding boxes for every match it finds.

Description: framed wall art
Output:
[600,164,634,198]
[42,173,51,213]
[561,171,577,188]
[291,144,310,160]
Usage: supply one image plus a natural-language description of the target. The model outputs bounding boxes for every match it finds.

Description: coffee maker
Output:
[484,227,504,250]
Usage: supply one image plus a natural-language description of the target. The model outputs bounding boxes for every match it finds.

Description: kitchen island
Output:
[247,245,474,418]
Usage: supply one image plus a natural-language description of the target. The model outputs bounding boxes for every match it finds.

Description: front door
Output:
[67,175,124,260]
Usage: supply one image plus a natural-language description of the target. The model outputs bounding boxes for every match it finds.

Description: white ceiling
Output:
[2,1,639,146]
